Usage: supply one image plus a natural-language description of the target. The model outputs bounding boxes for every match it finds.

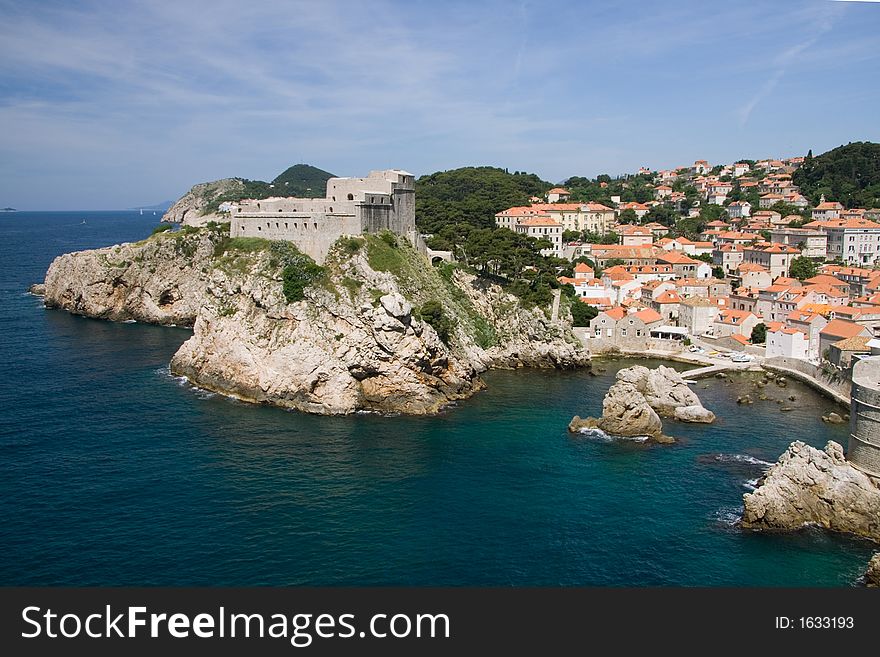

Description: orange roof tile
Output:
[633,309,663,323]
[820,319,869,339]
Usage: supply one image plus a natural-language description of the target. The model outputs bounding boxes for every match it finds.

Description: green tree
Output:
[792,141,880,208]
[789,256,819,281]
[416,166,552,234]
[618,208,638,224]
[712,266,726,279]
[569,300,598,327]
[750,323,767,344]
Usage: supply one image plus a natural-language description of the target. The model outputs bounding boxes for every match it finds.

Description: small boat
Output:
[140,209,143,215]
[80,219,87,224]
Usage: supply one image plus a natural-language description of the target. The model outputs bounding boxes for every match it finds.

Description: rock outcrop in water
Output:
[742,441,880,542]
[568,365,714,442]
[569,381,664,439]
[39,225,588,415]
[617,365,716,423]
[866,554,880,587]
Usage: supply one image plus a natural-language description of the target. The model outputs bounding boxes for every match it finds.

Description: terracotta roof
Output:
[832,336,871,351]
[820,319,869,339]
[654,291,682,304]
[729,334,750,345]
[519,216,560,227]
[656,251,701,265]
[604,307,627,320]
[633,309,663,323]
[717,309,755,325]
[548,187,569,194]
[681,296,717,307]
[804,274,846,287]
[810,218,880,229]
[574,262,593,273]
[619,225,652,235]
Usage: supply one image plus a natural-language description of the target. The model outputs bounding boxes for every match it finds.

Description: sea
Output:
[0,211,875,586]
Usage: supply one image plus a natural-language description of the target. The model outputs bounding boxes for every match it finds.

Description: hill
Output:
[272,164,335,197]
[162,164,336,224]
[793,141,880,209]
[415,166,552,234]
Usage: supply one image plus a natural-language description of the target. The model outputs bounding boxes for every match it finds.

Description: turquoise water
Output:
[0,212,875,586]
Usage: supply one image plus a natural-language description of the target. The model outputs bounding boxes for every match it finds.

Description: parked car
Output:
[731,353,753,363]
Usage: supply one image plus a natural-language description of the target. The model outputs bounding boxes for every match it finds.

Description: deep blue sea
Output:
[0,211,875,586]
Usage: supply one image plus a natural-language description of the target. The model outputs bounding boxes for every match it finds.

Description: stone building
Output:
[229,169,416,263]
[848,356,880,478]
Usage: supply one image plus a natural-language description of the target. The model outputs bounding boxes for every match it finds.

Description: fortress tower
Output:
[848,356,880,479]
[229,169,415,263]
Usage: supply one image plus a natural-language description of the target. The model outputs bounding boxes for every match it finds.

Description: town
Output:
[493,153,880,380]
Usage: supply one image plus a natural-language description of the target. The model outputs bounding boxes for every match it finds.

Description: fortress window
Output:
[347,193,354,200]
[241,225,245,230]
[284,223,288,229]
[278,209,282,212]
[276,223,279,228]
[329,207,333,212]
[314,223,318,229]
[257,226,262,231]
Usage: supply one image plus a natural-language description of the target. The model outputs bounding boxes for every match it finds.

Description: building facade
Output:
[230,169,415,263]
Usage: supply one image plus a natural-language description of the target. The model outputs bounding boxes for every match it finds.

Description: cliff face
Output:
[40,226,588,415]
[42,227,220,325]
[742,441,880,542]
[161,179,245,226]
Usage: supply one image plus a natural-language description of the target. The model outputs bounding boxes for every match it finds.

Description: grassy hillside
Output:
[793,141,880,208]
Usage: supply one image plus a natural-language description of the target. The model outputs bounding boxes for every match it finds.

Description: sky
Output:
[0,0,878,210]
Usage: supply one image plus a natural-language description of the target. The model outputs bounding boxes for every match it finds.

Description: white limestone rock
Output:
[39,228,588,415]
[742,440,880,541]
[616,365,715,423]
[161,178,246,226]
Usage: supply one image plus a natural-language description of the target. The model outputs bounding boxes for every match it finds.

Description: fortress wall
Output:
[850,356,880,478]
[230,213,360,264]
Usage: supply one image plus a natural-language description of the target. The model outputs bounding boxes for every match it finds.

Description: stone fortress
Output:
[848,356,880,479]
[229,169,417,263]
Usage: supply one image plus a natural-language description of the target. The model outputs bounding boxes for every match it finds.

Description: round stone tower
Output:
[849,356,880,479]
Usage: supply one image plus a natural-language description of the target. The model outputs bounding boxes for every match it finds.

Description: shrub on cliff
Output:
[282,258,325,303]
[418,300,454,344]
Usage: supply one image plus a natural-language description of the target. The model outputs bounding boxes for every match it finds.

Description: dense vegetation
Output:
[271,164,336,197]
[415,166,552,234]
[793,142,880,209]
[563,172,655,206]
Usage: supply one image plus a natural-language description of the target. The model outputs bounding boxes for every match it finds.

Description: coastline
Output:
[588,347,851,408]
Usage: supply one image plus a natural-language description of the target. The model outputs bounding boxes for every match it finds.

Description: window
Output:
[347,193,354,200]
[284,223,288,229]
[621,328,628,337]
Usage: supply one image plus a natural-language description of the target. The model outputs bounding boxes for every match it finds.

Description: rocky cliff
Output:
[742,441,880,542]
[39,225,587,415]
[161,179,246,226]
[568,365,715,442]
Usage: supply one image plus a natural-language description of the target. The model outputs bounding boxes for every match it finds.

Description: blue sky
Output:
[0,0,878,210]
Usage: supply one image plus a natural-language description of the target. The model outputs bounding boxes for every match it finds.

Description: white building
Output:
[808,218,880,266]
[515,216,563,258]
[766,326,810,360]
